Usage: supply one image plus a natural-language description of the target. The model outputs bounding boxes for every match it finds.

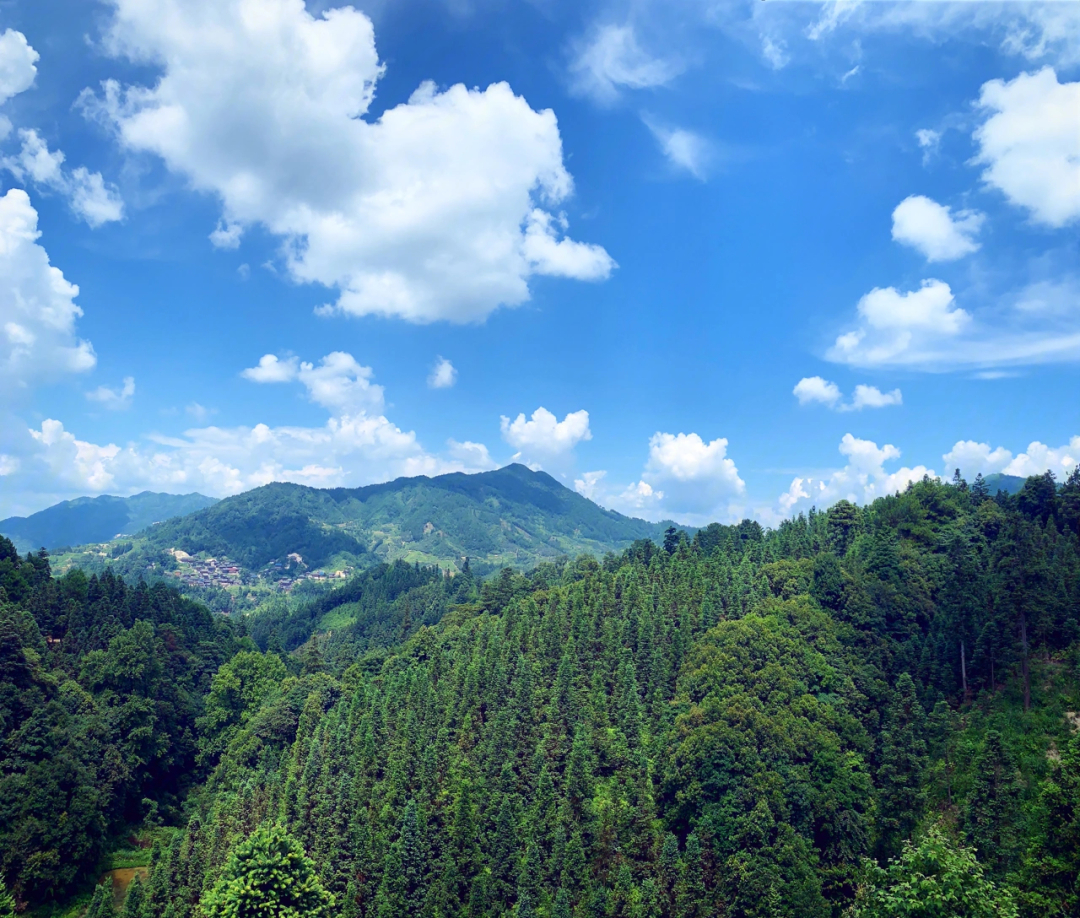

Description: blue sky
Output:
[0,0,1077,524]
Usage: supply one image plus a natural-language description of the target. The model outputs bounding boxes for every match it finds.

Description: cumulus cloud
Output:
[943,435,1080,479]
[568,24,681,105]
[0,29,37,120]
[973,68,1080,228]
[428,356,457,389]
[0,189,96,395]
[86,375,135,410]
[643,118,711,180]
[244,351,384,413]
[774,433,933,520]
[81,0,612,324]
[793,376,841,407]
[891,195,984,261]
[828,279,971,368]
[241,354,299,383]
[2,129,124,227]
[851,384,902,410]
[296,352,385,414]
[794,376,902,411]
[3,354,496,517]
[827,269,1080,370]
[500,407,591,467]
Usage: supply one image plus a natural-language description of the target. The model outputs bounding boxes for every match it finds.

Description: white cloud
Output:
[209,220,244,250]
[891,195,984,261]
[644,118,711,180]
[500,406,592,467]
[943,435,1080,479]
[428,356,457,389]
[0,454,18,476]
[241,354,299,383]
[637,431,745,523]
[0,29,37,106]
[1003,437,1080,478]
[243,351,385,412]
[4,356,495,516]
[82,0,612,324]
[915,128,941,165]
[799,2,1080,69]
[794,375,842,407]
[568,24,681,105]
[646,431,744,487]
[447,439,494,470]
[774,433,933,519]
[942,439,1013,477]
[573,469,606,501]
[611,479,665,516]
[0,189,96,395]
[794,376,902,411]
[973,67,1080,228]
[761,36,790,70]
[2,130,124,227]
[828,270,1080,370]
[851,384,902,410]
[296,352,385,414]
[86,375,135,410]
[828,279,971,368]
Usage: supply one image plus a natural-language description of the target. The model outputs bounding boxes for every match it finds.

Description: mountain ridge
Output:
[0,490,218,554]
[133,463,671,574]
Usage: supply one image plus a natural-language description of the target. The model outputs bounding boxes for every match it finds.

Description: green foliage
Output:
[140,464,669,572]
[851,826,1018,918]
[0,550,241,907]
[200,823,332,918]
[0,878,15,918]
[5,469,1079,918]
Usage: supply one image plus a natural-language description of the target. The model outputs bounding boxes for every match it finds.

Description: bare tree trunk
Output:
[960,640,968,699]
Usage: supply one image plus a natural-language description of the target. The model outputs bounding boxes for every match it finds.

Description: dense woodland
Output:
[2,468,1079,917]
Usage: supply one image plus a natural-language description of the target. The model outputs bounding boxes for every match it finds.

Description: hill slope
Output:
[141,464,669,573]
[0,491,218,553]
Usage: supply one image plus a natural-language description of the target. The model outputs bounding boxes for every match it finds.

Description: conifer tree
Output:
[201,823,333,918]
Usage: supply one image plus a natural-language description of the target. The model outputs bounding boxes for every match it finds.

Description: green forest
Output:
[2,468,1079,917]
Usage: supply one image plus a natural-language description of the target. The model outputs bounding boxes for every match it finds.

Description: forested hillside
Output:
[137,464,669,574]
[1,467,1079,917]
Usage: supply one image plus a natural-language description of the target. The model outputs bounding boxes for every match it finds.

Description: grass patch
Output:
[103,825,178,870]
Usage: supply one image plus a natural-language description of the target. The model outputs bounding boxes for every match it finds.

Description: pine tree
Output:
[85,884,118,918]
[965,730,1023,873]
[0,880,16,918]
[876,673,928,858]
[201,823,333,918]
[122,876,146,918]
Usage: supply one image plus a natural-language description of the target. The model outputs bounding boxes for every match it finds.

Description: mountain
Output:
[141,464,670,573]
[981,472,1027,495]
[0,491,219,554]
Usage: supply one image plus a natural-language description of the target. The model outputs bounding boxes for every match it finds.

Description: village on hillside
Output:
[167,549,351,592]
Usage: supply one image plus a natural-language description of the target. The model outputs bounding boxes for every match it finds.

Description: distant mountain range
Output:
[5,467,1036,574]
[0,491,219,554]
[135,464,670,574]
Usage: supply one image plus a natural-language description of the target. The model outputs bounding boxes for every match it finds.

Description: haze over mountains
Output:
[3,467,1031,570]
[10,465,672,575]
[0,491,218,554]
